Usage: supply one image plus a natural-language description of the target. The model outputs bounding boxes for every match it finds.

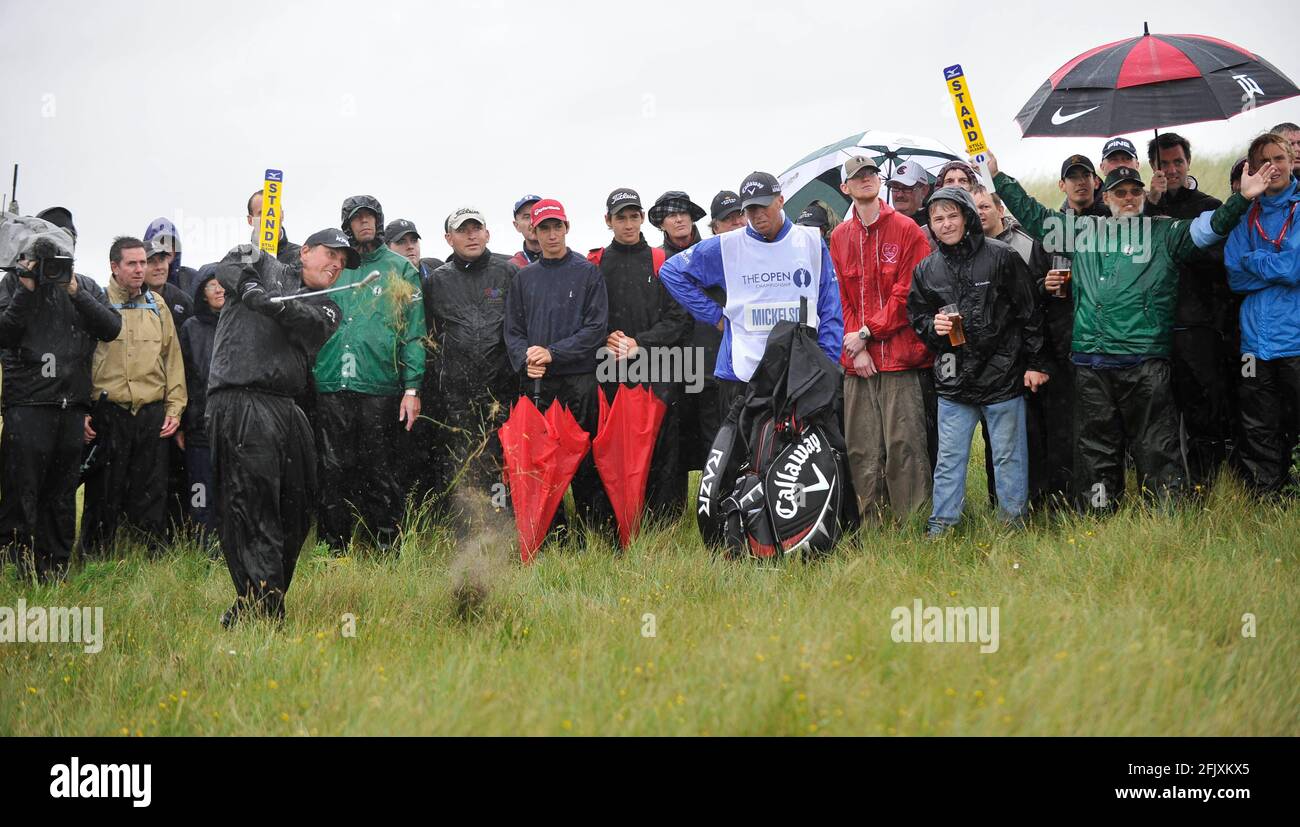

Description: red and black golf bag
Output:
[696,305,846,560]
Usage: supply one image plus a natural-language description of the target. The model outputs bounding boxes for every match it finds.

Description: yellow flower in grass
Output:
[561,719,573,731]
[267,679,279,690]
[945,687,957,697]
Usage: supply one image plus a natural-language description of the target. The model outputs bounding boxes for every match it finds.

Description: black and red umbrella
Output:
[1016,25,1300,138]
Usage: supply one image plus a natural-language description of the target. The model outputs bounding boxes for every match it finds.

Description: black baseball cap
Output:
[605,188,642,216]
[385,219,420,243]
[305,228,362,268]
[796,203,830,232]
[710,191,742,221]
[1102,137,1138,160]
[1060,154,1097,180]
[1102,167,1145,192]
[739,172,782,209]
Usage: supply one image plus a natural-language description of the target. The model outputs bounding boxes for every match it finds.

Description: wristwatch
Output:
[858,326,871,341]
[404,389,418,397]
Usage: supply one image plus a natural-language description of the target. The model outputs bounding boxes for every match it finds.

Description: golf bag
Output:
[717,409,844,559]
[695,396,746,548]
[697,302,846,560]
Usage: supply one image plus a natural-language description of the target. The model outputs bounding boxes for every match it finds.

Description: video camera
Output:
[19,238,74,284]
[0,213,76,286]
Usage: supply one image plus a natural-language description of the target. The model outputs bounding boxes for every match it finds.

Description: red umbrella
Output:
[592,384,667,548]
[499,392,591,563]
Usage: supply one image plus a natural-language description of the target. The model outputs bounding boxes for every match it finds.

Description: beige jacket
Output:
[92,279,187,419]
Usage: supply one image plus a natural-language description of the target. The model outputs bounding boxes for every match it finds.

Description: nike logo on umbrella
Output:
[1051,105,1101,125]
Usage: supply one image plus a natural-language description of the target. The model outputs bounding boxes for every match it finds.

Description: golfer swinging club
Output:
[207,230,358,627]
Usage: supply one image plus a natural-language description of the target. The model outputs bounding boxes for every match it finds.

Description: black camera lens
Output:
[38,256,74,283]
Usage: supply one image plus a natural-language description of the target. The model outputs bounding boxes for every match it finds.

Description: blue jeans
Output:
[929,395,1028,534]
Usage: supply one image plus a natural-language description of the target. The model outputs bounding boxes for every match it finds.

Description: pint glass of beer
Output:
[1048,268,1072,298]
[939,303,965,347]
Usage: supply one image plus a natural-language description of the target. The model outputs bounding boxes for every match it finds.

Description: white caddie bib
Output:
[720,223,823,382]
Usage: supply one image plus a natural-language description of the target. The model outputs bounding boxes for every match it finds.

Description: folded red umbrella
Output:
[499,393,591,563]
[592,384,667,548]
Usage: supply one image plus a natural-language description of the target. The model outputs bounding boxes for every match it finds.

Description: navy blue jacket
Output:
[504,249,608,377]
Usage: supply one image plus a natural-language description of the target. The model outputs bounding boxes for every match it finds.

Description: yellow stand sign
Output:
[258,169,284,257]
[943,64,988,165]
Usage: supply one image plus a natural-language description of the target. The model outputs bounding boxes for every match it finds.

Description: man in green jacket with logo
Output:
[986,152,1271,512]
[313,195,426,552]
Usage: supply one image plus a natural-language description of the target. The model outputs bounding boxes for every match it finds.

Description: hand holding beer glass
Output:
[936,303,965,346]
[1045,268,1071,298]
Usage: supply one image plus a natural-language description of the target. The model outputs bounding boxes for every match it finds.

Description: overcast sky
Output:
[3,0,1298,283]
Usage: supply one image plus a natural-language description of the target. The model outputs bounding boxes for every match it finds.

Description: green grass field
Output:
[3,453,1297,737]
[3,153,1297,737]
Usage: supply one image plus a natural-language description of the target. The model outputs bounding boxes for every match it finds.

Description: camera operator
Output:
[0,216,122,582]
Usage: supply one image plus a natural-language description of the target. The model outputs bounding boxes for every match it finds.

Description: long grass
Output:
[2,450,1296,736]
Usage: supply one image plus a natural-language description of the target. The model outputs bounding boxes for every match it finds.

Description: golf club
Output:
[269,269,380,303]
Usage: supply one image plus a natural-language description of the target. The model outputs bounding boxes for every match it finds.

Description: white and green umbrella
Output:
[779,130,963,219]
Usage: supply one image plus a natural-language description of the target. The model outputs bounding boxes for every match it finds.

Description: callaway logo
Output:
[741,181,766,196]
[772,432,829,520]
[1051,105,1101,125]
[882,242,900,264]
[324,306,337,324]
